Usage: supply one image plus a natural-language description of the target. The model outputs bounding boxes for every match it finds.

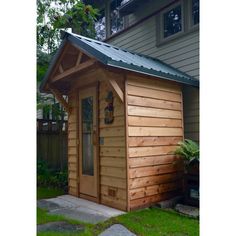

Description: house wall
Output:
[99,75,127,211]
[125,74,184,210]
[68,91,79,196]
[107,0,199,142]
[67,67,127,210]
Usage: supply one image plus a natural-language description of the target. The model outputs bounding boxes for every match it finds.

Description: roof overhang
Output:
[40,31,199,94]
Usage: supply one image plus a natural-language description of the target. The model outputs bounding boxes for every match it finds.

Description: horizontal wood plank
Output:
[128,146,178,157]
[127,75,181,94]
[100,147,126,157]
[129,172,183,189]
[100,157,126,168]
[100,127,125,137]
[101,176,127,189]
[128,136,182,147]
[128,127,183,137]
[128,106,182,119]
[130,180,183,200]
[127,85,181,102]
[129,155,181,168]
[101,185,127,200]
[128,95,181,110]
[129,163,184,178]
[128,116,182,128]
[100,166,127,179]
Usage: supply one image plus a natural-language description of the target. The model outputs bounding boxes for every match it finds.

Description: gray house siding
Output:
[106,0,199,142]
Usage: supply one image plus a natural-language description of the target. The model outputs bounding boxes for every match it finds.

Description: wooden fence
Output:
[37,119,68,170]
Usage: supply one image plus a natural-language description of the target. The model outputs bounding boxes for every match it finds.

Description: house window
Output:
[192,0,199,25]
[163,5,182,38]
[111,0,124,36]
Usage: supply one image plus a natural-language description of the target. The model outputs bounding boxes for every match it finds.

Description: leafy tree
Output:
[37,0,98,120]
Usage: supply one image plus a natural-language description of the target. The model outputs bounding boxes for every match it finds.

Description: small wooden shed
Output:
[40,31,199,211]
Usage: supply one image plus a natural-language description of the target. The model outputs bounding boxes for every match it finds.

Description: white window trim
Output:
[157,0,184,46]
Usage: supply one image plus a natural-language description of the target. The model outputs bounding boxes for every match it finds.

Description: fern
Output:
[174,139,199,164]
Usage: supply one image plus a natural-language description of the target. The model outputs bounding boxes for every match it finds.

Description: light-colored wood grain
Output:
[100,147,126,157]
[130,180,182,200]
[99,136,126,147]
[129,155,181,168]
[127,75,181,94]
[100,166,127,179]
[129,163,184,178]
[100,127,125,137]
[127,84,181,102]
[128,106,182,119]
[101,176,127,189]
[128,146,178,157]
[128,136,182,147]
[128,127,183,137]
[100,157,126,167]
[127,95,181,110]
[101,185,127,200]
[128,116,182,128]
[129,172,183,189]
[101,196,127,211]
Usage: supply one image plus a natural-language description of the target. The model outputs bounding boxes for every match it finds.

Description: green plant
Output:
[37,160,68,191]
[174,139,199,165]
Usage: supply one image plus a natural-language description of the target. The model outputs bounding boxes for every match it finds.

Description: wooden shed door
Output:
[79,86,98,199]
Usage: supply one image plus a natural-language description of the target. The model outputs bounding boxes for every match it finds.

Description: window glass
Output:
[111,0,124,35]
[82,96,94,176]
[192,0,199,25]
[163,5,182,38]
[95,9,106,41]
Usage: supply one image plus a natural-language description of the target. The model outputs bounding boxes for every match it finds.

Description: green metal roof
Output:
[41,31,199,91]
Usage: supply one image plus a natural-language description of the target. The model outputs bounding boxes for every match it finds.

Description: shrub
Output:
[37,160,68,191]
[174,139,199,165]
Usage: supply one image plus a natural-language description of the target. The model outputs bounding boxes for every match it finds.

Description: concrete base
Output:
[37,195,125,224]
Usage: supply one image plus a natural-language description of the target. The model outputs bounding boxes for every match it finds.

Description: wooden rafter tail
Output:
[50,87,71,114]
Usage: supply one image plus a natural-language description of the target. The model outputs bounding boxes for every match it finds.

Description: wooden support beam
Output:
[59,64,64,73]
[76,51,83,66]
[50,87,71,113]
[108,78,124,103]
[98,68,124,103]
[51,59,95,83]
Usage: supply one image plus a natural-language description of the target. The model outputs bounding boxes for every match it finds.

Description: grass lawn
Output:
[37,186,65,200]
[37,207,199,236]
[37,186,199,235]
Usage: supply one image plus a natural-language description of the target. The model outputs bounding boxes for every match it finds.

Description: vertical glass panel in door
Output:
[82,96,94,176]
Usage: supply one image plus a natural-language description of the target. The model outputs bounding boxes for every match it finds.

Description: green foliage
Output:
[37,0,99,120]
[37,0,99,53]
[37,160,68,191]
[37,187,65,200]
[174,139,199,165]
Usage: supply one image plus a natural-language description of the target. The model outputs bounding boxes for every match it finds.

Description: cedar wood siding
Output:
[99,78,127,211]
[106,0,199,142]
[67,68,127,211]
[68,91,79,196]
[126,74,184,210]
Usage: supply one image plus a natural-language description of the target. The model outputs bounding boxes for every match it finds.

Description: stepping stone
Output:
[175,204,199,218]
[49,207,108,224]
[37,221,84,233]
[99,224,136,236]
[37,200,61,211]
[154,196,183,209]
